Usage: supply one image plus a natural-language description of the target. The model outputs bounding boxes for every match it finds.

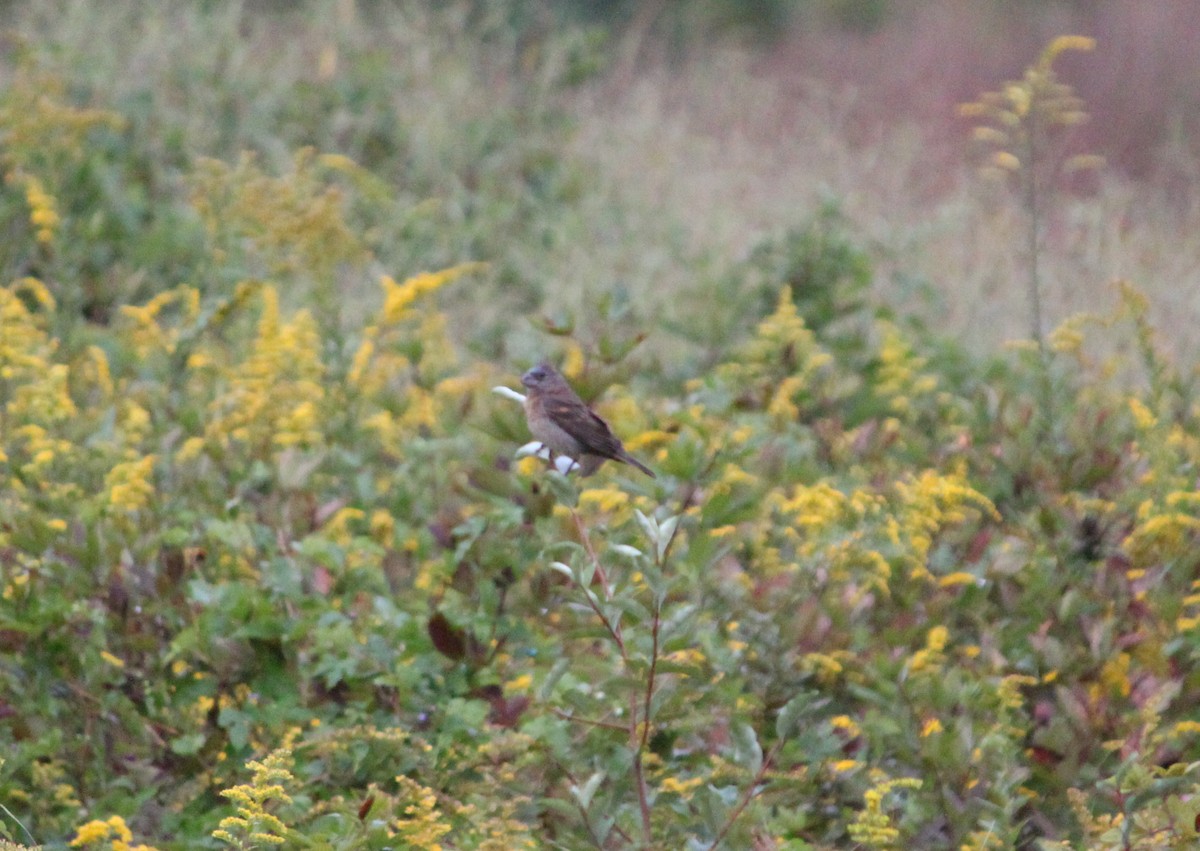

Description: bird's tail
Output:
[620,451,656,479]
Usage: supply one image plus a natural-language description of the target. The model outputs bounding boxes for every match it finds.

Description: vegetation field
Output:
[1,3,1199,849]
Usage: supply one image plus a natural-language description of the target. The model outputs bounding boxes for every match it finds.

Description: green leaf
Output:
[776,691,813,739]
[732,721,763,777]
[577,556,597,590]
[539,657,571,701]
[656,514,679,561]
[570,771,605,810]
[635,509,657,544]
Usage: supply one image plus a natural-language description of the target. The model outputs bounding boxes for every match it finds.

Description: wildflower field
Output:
[2,3,1200,850]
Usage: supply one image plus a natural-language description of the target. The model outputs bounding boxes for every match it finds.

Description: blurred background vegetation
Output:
[2,0,1196,362]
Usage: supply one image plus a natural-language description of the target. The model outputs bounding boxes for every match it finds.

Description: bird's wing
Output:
[545,398,624,458]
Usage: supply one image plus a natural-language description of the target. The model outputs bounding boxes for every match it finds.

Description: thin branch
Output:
[639,600,661,753]
[572,506,612,596]
[703,738,785,851]
[570,507,626,656]
[631,712,653,845]
[551,706,628,732]
[631,597,662,846]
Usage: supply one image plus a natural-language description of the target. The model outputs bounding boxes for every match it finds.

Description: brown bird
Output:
[521,363,656,478]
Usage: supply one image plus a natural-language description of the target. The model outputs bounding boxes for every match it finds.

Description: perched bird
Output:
[521,363,656,478]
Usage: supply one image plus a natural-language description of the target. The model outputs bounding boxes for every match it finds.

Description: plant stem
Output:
[703,739,784,851]
[1024,118,1043,350]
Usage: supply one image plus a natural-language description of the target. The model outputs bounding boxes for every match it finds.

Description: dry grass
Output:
[561,1,1200,364]
[568,43,1200,362]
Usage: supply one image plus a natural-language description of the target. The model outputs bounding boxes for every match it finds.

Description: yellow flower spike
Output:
[105,455,156,513]
[660,776,705,797]
[1042,35,1095,65]
[938,571,978,589]
[14,276,56,311]
[369,509,395,545]
[847,776,921,848]
[214,749,296,848]
[1128,397,1157,430]
[381,262,486,324]
[996,675,1038,710]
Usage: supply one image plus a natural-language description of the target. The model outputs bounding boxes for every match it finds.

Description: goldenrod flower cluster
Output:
[70,815,158,851]
[212,749,296,848]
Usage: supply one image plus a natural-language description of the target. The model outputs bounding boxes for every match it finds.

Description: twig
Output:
[703,738,785,851]
[571,507,613,599]
[551,706,628,732]
[631,598,661,847]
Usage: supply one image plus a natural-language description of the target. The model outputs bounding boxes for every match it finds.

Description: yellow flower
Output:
[70,815,158,851]
[204,286,326,452]
[504,674,533,693]
[105,455,156,513]
[22,175,60,244]
[177,437,206,463]
[996,675,1038,710]
[624,429,674,453]
[909,626,950,675]
[578,487,629,514]
[369,509,395,545]
[1099,653,1132,698]
[71,819,113,846]
[847,777,921,847]
[214,749,295,848]
[800,652,846,684]
[938,571,978,588]
[920,718,944,737]
[1128,397,1157,430]
[926,626,949,652]
[515,455,542,477]
[1044,35,1095,61]
[660,775,705,796]
[381,262,486,324]
[830,715,861,738]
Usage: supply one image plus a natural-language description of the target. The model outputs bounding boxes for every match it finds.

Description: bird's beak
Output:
[520,370,535,388]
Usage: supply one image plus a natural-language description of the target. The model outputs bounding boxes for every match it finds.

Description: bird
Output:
[520,362,656,478]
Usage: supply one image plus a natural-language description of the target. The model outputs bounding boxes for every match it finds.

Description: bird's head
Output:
[521,362,559,390]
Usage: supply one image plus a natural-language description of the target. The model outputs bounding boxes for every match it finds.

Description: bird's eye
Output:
[530,367,546,380]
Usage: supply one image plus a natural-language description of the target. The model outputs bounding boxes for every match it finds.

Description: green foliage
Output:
[0,4,1199,851]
